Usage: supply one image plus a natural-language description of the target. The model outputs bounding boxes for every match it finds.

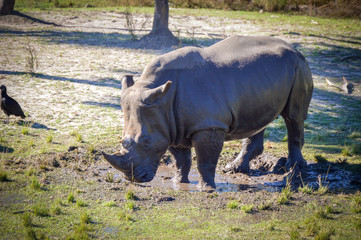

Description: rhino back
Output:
[140,36,308,142]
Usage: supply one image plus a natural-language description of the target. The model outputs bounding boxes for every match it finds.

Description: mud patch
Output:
[99,152,359,193]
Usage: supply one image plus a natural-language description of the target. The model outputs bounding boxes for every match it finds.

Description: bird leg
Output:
[6,115,9,124]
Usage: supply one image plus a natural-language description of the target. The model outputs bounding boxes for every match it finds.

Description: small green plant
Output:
[304,217,320,236]
[70,130,83,142]
[278,184,292,205]
[77,199,88,208]
[227,200,239,209]
[67,193,76,203]
[32,203,50,217]
[51,204,61,215]
[105,172,114,182]
[26,227,37,240]
[46,134,53,143]
[22,127,29,135]
[348,131,361,139]
[281,134,288,142]
[30,176,41,190]
[298,183,313,194]
[258,201,272,210]
[316,175,328,195]
[351,142,361,155]
[314,227,335,240]
[288,225,300,240]
[125,189,137,200]
[80,212,92,224]
[103,201,116,207]
[119,210,134,222]
[341,145,351,156]
[22,212,33,227]
[352,196,361,213]
[125,201,136,211]
[26,167,37,176]
[241,204,254,213]
[0,169,9,182]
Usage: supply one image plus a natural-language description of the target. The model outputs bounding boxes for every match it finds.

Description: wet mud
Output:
[99,152,360,193]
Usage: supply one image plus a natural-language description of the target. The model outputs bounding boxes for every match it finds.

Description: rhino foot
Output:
[222,161,250,174]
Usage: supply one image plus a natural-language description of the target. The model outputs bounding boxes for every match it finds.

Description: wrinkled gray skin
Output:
[103,35,313,189]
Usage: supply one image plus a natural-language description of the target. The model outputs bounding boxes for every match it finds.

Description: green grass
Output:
[32,203,50,217]
[29,176,42,190]
[227,200,239,209]
[0,169,9,182]
[67,193,76,203]
[241,204,254,213]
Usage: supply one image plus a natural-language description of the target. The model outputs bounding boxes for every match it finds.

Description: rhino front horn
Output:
[102,151,128,171]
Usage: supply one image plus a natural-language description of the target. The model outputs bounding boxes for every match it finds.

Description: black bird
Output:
[1,85,26,123]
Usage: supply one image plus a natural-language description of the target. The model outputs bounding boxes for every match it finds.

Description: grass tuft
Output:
[22,212,33,228]
[227,200,239,209]
[0,169,9,182]
[314,227,335,240]
[241,204,254,213]
[32,203,50,217]
[103,200,117,207]
[288,225,301,240]
[125,189,137,200]
[105,172,114,182]
[30,176,42,190]
[80,212,92,224]
[77,199,88,208]
[298,184,313,194]
[67,193,76,203]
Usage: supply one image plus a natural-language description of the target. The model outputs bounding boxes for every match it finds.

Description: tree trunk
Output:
[151,0,169,34]
[0,0,15,15]
[140,0,178,49]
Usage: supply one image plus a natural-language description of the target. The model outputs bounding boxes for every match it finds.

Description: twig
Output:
[325,77,353,94]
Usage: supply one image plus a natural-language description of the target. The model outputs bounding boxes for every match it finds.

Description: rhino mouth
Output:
[124,167,157,183]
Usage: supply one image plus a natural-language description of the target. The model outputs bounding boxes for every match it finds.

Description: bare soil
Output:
[0,10,360,193]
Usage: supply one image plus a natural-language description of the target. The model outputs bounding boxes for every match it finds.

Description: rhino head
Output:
[102,75,172,182]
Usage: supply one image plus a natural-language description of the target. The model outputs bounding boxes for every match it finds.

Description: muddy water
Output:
[99,152,358,193]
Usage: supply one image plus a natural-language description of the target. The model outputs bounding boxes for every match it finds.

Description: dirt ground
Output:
[0,9,360,192]
[0,8,361,239]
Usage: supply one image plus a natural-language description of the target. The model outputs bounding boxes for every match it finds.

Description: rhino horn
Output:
[102,151,129,171]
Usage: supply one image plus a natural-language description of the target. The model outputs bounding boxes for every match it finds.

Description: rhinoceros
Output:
[103,35,313,189]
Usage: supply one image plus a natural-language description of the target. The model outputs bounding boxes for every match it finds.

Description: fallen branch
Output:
[325,77,353,94]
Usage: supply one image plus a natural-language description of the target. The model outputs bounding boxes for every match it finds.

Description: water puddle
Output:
[98,153,359,193]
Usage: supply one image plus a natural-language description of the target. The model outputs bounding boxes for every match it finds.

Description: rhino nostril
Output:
[121,136,134,149]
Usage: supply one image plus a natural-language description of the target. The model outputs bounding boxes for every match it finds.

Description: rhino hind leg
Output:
[169,146,192,183]
[222,129,265,174]
[192,129,226,190]
[282,116,307,172]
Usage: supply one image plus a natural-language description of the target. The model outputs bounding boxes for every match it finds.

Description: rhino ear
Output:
[142,81,172,105]
[122,75,134,90]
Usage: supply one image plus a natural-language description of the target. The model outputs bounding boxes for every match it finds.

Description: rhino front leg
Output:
[169,146,192,183]
[223,129,265,173]
[191,129,226,189]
